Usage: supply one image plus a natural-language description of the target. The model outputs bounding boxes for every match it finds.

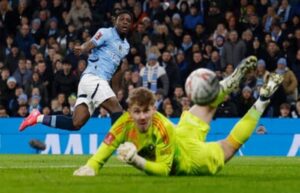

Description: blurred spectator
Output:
[139,53,169,96]
[36,60,53,95]
[16,104,28,117]
[52,59,78,97]
[193,23,208,45]
[291,98,300,118]
[5,44,24,74]
[169,13,182,32]
[65,0,92,30]
[7,86,24,115]
[205,1,225,34]
[160,50,181,97]
[262,6,279,33]
[180,96,191,112]
[250,37,264,59]
[254,59,270,98]
[221,30,247,69]
[183,4,204,32]
[42,106,51,115]
[62,104,71,116]
[0,68,10,106]
[262,41,282,72]
[73,59,87,80]
[25,73,49,106]
[256,124,267,134]
[98,107,110,118]
[68,93,77,114]
[50,98,62,115]
[279,102,292,118]
[5,76,18,108]
[256,0,272,19]
[28,94,42,113]
[165,0,179,18]
[171,85,184,116]
[154,88,164,112]
[187,51,206,75]
[206,50,222,73]
[223,63,234,79]
[211,23,227,45]
[15,24,35,58]
[275,57,298,103]
[46,17,60,38]
[0,35,14,62]
[13,58,32,88]
[163,103,176,118]
[0,105,9,117]
[235,86,256,117]
[180,33,193,56]
[175,49,189,86]
[146,0,165,23]
[277,0,293,24]
[215,95,238,117]
[270,22,287,46]
[131,2,148,30]
[0,0,16,40]
[116,89,127,110]
[291,49,300,91]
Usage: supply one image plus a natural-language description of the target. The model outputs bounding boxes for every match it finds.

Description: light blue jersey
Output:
[83,27,130,81]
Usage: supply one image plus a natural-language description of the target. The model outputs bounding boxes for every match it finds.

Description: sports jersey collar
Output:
[113,27,127,42]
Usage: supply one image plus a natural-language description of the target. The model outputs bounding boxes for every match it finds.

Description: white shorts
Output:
[75,74,116,115]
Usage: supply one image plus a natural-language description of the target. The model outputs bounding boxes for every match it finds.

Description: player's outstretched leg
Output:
[222,73,284,161]
[19,109,41,131]
[210,56,257,107]
[220,56,257,94]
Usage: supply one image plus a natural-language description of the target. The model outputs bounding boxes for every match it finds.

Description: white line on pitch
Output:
[0,164,130,169]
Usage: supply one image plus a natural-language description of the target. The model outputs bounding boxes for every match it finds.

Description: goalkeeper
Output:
[74,56,283,176]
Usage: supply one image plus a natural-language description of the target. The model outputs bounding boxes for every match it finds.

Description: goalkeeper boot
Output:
[220,55,257,94]
[19,109,41,131]
[259,73,284,100]
[73,165,96,176]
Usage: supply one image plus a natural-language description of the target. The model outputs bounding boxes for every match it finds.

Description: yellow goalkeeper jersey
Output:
[88,111,176,176]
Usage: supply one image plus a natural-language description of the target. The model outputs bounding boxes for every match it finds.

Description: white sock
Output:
[37,115,44,123]
[254,99,270,114]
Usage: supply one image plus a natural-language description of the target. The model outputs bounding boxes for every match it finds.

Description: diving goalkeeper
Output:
[74,56,283,176]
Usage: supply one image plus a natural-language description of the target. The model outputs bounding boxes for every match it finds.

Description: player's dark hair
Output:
[115,9,133,20]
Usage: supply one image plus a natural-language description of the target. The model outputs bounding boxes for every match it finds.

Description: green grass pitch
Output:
[0,155,299,193]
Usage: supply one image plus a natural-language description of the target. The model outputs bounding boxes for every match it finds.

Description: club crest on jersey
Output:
[95,32,102,40]
[104,132,115,145]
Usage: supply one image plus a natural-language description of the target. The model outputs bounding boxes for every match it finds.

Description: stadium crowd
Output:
[0,0,300,119]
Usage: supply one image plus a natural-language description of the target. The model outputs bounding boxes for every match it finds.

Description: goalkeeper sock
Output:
[226,107,262,149]
[209,87,226,108]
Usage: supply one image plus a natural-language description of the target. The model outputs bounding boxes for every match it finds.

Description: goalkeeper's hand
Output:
[117,142,137,163]
[117,142,146,169]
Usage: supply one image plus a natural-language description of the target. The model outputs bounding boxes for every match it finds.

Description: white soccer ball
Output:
[185,68,220,105]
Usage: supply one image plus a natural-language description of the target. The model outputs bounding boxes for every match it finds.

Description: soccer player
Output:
[74,56,283,176]
[19,10,132,132]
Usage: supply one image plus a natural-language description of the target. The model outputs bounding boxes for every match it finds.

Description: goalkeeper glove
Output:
[117,142,146,169]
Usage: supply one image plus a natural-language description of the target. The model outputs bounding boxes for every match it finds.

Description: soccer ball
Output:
[185,68,220,105]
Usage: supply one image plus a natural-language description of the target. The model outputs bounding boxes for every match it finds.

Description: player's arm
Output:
[74,41,96,55]
[118,120,175,176]
[143,142,174,176]
[74,28,107,55]
[117,139,174,176]
[86,114,127,173]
